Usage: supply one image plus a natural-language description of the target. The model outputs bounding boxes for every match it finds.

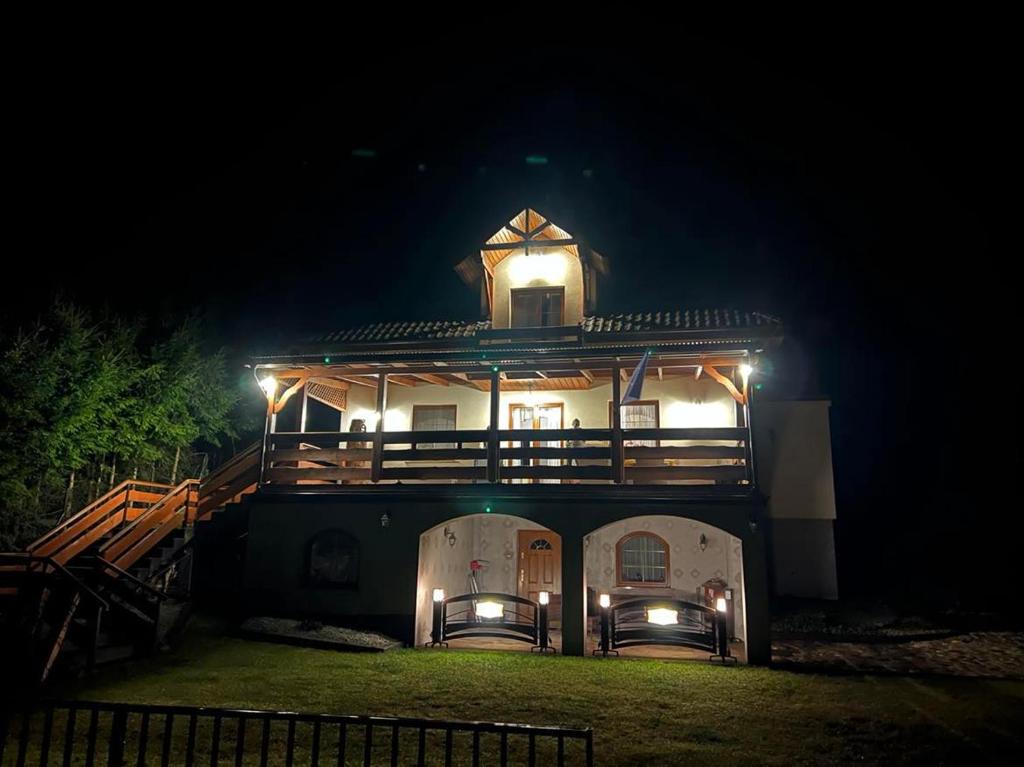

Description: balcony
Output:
[256,355,754,492]
[261,426,750,489]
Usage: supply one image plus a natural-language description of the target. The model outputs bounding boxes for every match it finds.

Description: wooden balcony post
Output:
[611,365,625,483]
[743,385,757,487]
[370,373,389,483]
[488,368,501,483]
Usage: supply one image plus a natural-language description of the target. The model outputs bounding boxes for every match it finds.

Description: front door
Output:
[517,529,561,603]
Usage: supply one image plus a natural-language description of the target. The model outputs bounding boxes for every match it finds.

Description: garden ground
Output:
[50,620,1024,766]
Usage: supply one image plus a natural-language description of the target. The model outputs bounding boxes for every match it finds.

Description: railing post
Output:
[257,395,274,487]
[108,705,128,765]
[371,373,389,483]
[611,366,625,483]
[488,368,501,483]
[743,384,757,488]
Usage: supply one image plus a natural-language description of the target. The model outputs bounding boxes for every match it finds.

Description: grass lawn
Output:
[49,626,1024,766]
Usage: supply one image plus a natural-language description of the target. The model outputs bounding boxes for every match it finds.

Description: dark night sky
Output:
[7,26,1018,609]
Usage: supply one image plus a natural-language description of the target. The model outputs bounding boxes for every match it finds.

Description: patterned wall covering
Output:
[415,513,745,645]
[585,515,745,640]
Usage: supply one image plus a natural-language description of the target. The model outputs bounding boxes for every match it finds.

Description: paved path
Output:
[772,631,1024,679]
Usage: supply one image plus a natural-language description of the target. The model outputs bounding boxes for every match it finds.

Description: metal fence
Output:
[0,700,593,766]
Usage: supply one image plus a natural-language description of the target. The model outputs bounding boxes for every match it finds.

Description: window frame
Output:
[411,404,458,449]
[615,531,670,587]
[306,529,361,589]
[509,286,566,328]
[608,399,661,447]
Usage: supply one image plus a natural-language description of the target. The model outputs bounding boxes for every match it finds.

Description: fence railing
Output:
[427,592,553,651]
[0,700,594,766]
[261,426,751,488]
[593,596,732,661]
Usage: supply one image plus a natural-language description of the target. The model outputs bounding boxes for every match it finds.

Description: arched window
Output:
[307,529,360,588]
[616,532,669,586]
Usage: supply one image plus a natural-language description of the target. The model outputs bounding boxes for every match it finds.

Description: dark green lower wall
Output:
[236,492,771,664]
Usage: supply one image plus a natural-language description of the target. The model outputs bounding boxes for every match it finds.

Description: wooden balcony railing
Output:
[261,426,752,488]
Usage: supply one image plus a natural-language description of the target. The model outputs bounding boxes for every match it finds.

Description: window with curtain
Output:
[616,533,669,585]
[412,405,457,449]
[510,287,565,328]
[610,400,660,447]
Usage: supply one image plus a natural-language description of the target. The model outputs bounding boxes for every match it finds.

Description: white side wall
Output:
[584,515,746,641]
[753,399,839,599]
[381,377,736,432]
[754,400,837,521]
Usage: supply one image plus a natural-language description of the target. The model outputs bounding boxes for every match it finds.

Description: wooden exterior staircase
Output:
[0,442,260,687]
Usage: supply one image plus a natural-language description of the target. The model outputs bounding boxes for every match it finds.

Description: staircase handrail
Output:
[98,480,198,569]
[26,480,174,558]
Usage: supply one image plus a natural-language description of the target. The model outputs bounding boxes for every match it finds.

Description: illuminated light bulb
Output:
[716,597,728,613]
[432,588,445,603]
[538,591,550,605]
[739,364,753,379]
[599,593,611,609]
[476,601,503,619]
[647,608,678,626]
[259,376,277,397]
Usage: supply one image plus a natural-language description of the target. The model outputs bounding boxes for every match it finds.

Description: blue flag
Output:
[621,350,652,404]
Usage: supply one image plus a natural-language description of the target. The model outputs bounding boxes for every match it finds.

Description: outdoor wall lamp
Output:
[444,526,457,546]
[699,533,708,552]
[259,376,277,398]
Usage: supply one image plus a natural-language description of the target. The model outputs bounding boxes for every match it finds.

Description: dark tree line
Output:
[0,301,259,548]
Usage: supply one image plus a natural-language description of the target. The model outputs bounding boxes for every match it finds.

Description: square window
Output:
[510,287,565,328]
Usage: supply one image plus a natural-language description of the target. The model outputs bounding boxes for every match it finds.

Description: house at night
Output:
[2,209,837,679]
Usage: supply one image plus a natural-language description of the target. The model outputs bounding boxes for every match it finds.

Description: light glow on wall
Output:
[475,600,504,619]
[506,250,570,285]
[647,608,679,626]
[350,408,380,431]
[663,400,735,429]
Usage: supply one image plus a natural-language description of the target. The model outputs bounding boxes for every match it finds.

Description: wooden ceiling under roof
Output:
[263,355,749,400]
[480,208,579,273]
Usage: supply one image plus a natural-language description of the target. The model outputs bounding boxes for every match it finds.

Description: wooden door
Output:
[517,529,561,603]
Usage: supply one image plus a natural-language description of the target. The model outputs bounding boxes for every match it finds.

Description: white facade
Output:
[754,399,839,598]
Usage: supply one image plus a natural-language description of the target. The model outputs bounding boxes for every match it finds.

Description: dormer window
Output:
[511,287,565,328]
